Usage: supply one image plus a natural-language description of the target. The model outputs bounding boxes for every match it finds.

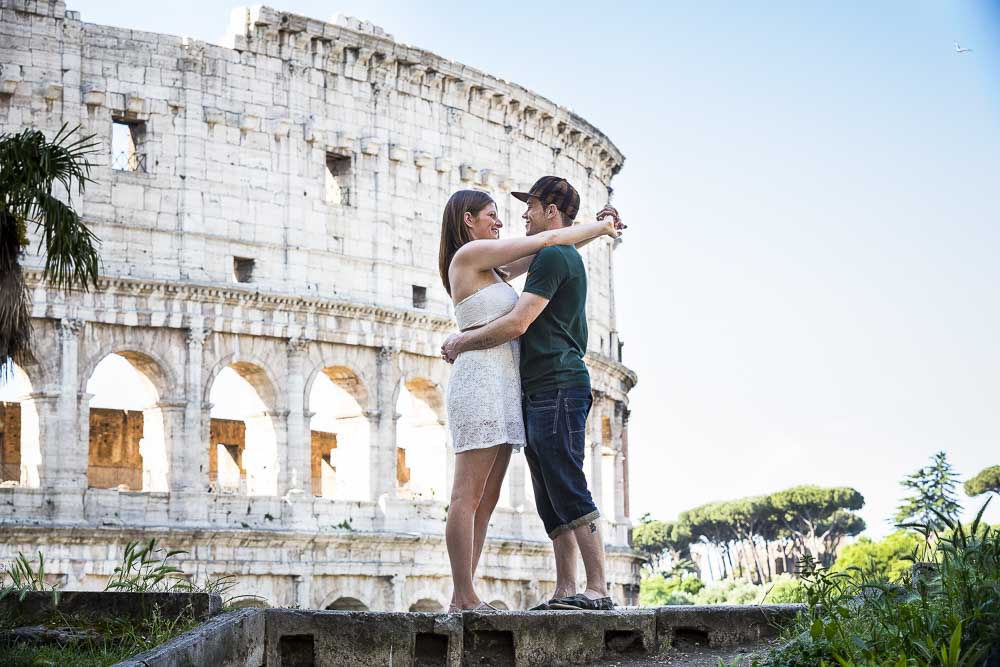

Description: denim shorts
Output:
[522,386,601,539]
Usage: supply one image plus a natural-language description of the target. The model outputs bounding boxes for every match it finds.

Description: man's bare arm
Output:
[442,293,549,362]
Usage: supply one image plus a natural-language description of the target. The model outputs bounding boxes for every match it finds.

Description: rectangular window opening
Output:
[111,117,147,173]
[233,257,255,283]
[325,153,352,206]
[412,285,427,309]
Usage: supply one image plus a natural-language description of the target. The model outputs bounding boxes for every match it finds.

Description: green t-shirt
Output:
[520,245,591,395]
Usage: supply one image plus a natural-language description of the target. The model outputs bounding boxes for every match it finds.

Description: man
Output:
[441,176,622,611]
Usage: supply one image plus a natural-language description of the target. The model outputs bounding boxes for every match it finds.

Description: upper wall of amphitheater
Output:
[0,2,626,346]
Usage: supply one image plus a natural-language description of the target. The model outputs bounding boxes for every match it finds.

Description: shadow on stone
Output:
[672,627,710,649]
[604,629,644,654]
[464,630,515,666]
[279,633,315,667]
[414,632,449,665]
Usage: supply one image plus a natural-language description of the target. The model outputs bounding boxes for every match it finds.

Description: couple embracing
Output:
[437,176,625,612]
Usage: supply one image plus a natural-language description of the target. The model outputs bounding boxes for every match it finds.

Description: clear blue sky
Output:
[41,1,1000,535]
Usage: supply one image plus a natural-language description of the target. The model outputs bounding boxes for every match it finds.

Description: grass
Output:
[720,498,1000,666]
[1,538,246,666]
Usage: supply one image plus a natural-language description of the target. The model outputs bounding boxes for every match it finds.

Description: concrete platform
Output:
[110,604,804,666]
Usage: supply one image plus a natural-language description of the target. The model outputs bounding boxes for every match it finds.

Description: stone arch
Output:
[85,351,173,492]
[204,354,281,414]
[305,364,371,501]
[79,343,180,404]
[409,597,445,613]
[326,596,369,611]
[0,362,41,488]
[395,376,448,500]
[206,354,282,496]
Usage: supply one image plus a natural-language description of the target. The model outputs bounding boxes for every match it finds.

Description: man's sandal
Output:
[547,594,615,611]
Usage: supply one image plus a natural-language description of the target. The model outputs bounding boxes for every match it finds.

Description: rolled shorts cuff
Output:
[547,510,601,540]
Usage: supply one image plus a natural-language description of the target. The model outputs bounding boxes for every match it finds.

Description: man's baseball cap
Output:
[511,176,581,221]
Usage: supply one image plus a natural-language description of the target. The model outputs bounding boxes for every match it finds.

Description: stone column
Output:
[587,394,605,515]
[244,410,285,496]
[506,455,527,511]
[49,318,86,493]
[143,401,185,493]
[621,407,631,520]
[178,327,211,493]
[369,347,400,501]
[284,337,310,496]
[18,392,58,488]
[390,573,407,612]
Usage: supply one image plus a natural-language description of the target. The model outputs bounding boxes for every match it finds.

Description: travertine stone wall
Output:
[0,0,640,609]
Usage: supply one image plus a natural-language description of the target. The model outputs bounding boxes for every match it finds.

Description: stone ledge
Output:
[251,605,803,666]
[112,607,264,667]
[0,591,222,627]
[655,604,805,648]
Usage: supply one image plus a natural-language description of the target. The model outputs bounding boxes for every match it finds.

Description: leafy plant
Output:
[0,124,101,371]
[104,539,190,593]
[0,551,60,605]
[759,498,1000,666]
[895,450,963,535]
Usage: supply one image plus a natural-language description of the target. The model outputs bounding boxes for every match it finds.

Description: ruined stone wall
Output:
[0,0,641,609]
[0,402,21,482]
[86,408,143,490]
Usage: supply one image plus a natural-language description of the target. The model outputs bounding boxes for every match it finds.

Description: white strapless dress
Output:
[446,282,526,453]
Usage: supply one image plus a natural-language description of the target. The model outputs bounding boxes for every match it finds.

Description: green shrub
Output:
[829,530,921,582]
[692,578,764,605]
[639,571,704,606]
[762,574,807,604]
[759,500,1000,666]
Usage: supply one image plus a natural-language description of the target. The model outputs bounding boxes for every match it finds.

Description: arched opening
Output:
[396,378,447,500]
[0,361,41,488]
[326,596,368,611]
[409,598,444,613]
[308,366,369,500]
[86,353,167,491]
[208,362,278,496]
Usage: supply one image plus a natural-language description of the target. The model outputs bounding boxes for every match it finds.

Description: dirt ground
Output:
[588,639,774,666]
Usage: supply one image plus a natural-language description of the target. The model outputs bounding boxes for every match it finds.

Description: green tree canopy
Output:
[770,485,866,567]
[0,124,100,370]
[894,451,962,532]
[830,530,921,581]
[964,465,1000,498]
[633,514,693,573]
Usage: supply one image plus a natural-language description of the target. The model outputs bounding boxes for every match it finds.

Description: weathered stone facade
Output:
[0,1,639,610]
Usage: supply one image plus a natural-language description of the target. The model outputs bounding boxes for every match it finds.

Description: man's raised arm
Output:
[441,293,549,363]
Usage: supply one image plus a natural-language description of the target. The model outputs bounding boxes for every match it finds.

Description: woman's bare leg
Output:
[446,446,501,609]
[471,446,513,577]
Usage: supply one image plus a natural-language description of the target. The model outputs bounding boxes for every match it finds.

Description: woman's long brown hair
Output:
[438,190,500,296]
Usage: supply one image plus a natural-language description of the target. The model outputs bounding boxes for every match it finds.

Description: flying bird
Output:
[954,41,973,53]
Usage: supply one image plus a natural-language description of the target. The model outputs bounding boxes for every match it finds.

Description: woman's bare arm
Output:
[452,218,617,274]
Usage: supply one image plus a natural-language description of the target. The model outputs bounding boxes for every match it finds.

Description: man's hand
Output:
[441,333,464,363]
[596,205,626,239]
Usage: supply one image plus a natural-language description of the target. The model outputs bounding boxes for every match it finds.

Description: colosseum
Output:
[0,1,639,611]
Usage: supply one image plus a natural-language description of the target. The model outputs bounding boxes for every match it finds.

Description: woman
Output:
[438,189,620,611]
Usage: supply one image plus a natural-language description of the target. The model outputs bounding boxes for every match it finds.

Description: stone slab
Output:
[654,605,805,649]
[464,609,657,667]
[264,608,464,667]
[112,607,264,667]
[0,591,222,626]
